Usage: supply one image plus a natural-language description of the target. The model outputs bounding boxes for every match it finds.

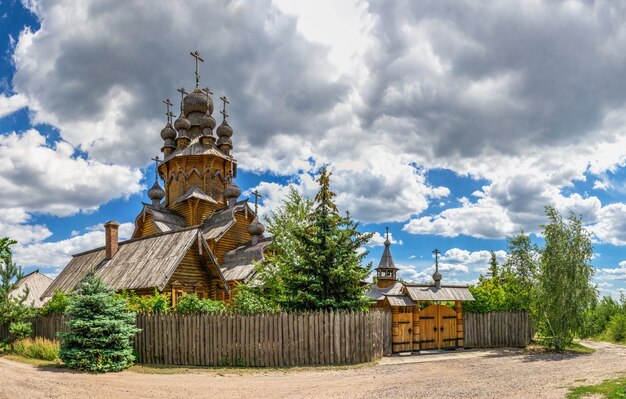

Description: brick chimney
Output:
[104,221,119,260]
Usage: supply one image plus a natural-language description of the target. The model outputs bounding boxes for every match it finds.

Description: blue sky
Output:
[1,0,626,298]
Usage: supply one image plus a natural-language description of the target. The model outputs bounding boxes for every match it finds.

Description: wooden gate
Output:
[392,307,413,352]
[419,305,457,350]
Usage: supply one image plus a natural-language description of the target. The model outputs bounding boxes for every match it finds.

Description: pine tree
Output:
[281,167,373,311]
[487,251,499,280]
[0,237,32,347]
[60,273,140,372]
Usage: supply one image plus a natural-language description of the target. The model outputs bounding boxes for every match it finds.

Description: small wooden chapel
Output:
[367,229,475,353]
[43,51,268,305]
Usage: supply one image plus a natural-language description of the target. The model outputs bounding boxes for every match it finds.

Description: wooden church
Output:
[367,229,475,352]
[42,51,268,305]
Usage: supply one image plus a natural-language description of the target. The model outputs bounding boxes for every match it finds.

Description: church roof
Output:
[172,185,218,206]
[367,281,404,301]
[377,243,397,270]
[404,284,474,301]
[10,270,53,308]
[202,200,250,241]
[42,228,215,298]
[143,204,187,232]
[220,238,271,282]
[162,135,232,163]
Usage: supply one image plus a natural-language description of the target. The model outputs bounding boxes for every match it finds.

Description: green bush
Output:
[8,321,31,349]
[230,285,279,314]
[174,293,226,315]
[39,290,70,316]
[13,338,60,361]
[605,314,626,343]
[579,296,622,339]
[60,273,140,372]
[118,288,170,313]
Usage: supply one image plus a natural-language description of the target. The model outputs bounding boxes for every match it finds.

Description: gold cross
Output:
[220,95,229,120]
[190,50,204,88]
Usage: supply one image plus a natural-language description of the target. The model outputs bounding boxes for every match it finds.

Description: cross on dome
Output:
[190,50,204,88]
[220,95,229,121]
[251,189,262,214]
[162,99,173,122]
[432,248,441,272]
[151,155,161,179]
[176,88,187,111]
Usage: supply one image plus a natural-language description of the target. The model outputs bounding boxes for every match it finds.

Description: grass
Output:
[129,361,377,375]
[567,375,626,399]
[526,339,596,355]
[13,338,60,361]
[1,353,62,367]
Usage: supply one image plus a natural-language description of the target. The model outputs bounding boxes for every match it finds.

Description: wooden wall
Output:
[463,311,534,348]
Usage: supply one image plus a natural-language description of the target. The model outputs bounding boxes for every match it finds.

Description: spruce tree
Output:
[60,273,139,372]
[282,167,373,311]
[487,251,499,280]
[0,237,32,347]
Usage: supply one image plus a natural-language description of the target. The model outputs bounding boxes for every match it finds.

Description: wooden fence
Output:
[463,311,533,348]
[1,311,392,367]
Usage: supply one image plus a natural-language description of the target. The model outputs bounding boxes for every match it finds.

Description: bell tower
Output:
[375,227,399,288]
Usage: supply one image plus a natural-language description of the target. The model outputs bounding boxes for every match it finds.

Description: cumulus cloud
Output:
[0,129,143,216]
[0,93,28,117]
[13,222,134,271]
[367,230,402,247]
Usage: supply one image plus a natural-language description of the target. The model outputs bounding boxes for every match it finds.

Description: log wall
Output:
[463,311,534,348]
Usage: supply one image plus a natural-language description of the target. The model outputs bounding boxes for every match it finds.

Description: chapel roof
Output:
[10,270,53,308]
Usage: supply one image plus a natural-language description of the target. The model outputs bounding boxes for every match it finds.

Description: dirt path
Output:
[1,341,624,399]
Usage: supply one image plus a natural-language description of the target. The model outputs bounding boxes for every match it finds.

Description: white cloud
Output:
[13,222,134,271]
[367,231,402,247]
[0,93,28,118]
[0,130,143,216]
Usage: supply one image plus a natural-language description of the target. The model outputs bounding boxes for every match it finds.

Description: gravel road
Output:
[1,340,624,399]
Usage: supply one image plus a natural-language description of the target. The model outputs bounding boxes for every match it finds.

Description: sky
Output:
[1,0,626,298]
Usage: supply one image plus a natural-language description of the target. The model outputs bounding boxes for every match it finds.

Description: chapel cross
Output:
[252,189,262,215]
[432,249,441,273]
[190,50,204,88]
[386,226,390,241]
[220,95,229,120]
[162,99,173,122]
[166,111,174,124]
[346,210,351,220]
[151,155,161,180]
[176,87,187,111]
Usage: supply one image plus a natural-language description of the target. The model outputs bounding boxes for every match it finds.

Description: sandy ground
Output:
[1,340,624,399]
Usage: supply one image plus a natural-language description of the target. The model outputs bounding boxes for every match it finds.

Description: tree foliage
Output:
[173,293,227,315]
[117,288,170,314]
[279,168,373,311]
[38,290,71,316]
[59,273,139,372]
[0,237,33,348]
[535,206,596,351]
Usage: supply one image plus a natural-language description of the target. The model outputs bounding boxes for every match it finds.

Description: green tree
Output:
[39,290,71,316]
[487,251,499,280]
[173,293,226,315]
[535,206,596,351]
[281,167,373,311]
[253,186,313,306]
[59,273,139,372]
[0,237,33,348]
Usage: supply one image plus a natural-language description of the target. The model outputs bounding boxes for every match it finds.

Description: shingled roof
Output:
[221,238,271,282]
[42,228,210,298]
[10,270,53,308]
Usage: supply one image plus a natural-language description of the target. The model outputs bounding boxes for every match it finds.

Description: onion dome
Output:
[174,113,191,131]
[160,122,176,141]
[199,113,216,130]
[248,217,265,237]
[224,181,241,201]
[217,135,232,148]
[148,179,165,208]
[433,270,442,283]
[183,88,213,116]
[216,120,233,137]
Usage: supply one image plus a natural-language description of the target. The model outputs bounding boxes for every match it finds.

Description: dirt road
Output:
[1,341,624,399]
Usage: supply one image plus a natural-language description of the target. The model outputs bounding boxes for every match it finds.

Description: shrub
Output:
[174,294,226,315]
[60,273,140,372]
[605,314,626,343]
[39,290,70,316]
[8,321,31,350]
[118,288,170,313]
[13,338,60,361]
[230,285,279,314]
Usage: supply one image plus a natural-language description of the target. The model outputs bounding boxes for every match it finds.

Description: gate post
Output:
[455,300,463,349]
[412,304,420,352]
